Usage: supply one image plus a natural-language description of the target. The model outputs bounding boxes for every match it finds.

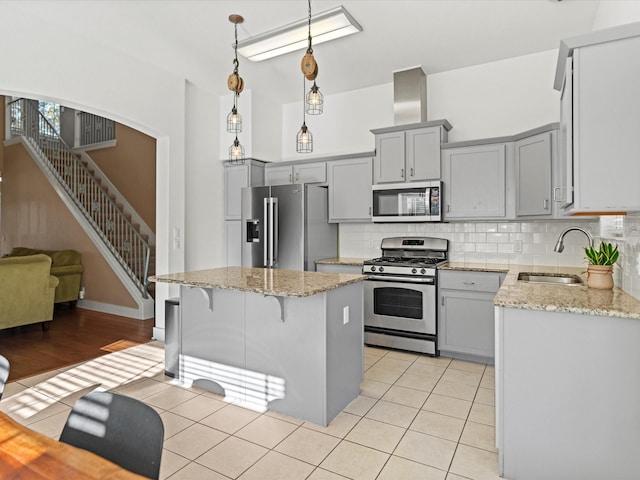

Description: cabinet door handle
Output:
[447,204,450,213]
[441,297,445,306]
[295,172,299,182]
[462,281,476,285]
[553,187,564,202]
[410,167,414,177]
[544,199,549,210]
[368,206,372,216]
[289,173,293,183]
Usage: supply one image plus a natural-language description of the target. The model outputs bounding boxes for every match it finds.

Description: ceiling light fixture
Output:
[297,77,313,153]
[302,0,323,116]
[237,6,361,62]
[297,0,319,154]
[227,14,245,164]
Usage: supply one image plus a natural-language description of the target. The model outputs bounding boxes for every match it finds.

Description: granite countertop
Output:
[442,262,640,320]
[315,257,368,266]
[150,267,364,298]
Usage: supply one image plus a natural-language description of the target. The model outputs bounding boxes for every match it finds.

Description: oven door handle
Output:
[365,275,435,284]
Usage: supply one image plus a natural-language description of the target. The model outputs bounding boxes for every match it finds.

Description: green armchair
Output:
[8,247,84,306]
[0,254,58,331]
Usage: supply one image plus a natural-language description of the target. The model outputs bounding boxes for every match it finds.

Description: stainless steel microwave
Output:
[372,181,442,222]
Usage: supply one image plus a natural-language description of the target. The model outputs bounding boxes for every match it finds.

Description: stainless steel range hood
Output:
[393,66,427,125]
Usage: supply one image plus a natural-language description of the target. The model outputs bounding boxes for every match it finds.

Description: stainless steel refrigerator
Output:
[241,184,337,271]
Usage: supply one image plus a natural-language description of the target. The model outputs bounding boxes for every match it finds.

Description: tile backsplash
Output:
[339,217,640,301]
[620,214,640,300]
[339,220,598,267]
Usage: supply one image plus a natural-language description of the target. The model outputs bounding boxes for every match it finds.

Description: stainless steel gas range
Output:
[363,237,448,356]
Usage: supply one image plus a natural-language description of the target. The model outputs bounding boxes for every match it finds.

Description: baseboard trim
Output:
[152,327,165,342]
[77,299,155,320]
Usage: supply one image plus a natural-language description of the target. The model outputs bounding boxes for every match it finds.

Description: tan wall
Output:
[0,96,5,189]
[88,123,156,231]
[1,143,137,308]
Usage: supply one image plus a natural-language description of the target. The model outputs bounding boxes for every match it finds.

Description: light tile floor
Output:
[0,342,500,480]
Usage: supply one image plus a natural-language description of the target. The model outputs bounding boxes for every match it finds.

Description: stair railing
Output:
[8,98,151,298]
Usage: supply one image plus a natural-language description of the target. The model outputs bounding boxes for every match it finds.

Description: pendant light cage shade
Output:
[226,103,242,133]
[229,137,245,164]
[296,122,313,153]
[306,82,323,115]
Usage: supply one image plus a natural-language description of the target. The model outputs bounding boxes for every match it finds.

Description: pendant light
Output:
[229,136,245,161]
[227,14,245,163]
[296,76,313,153]
[306,81,323,115]
[301,0,323,115]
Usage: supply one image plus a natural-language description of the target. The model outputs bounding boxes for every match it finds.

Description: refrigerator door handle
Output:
[272,197,278,266]
[263,197,269,267]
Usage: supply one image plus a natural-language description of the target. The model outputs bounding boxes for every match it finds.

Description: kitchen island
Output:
[150,267,364,426]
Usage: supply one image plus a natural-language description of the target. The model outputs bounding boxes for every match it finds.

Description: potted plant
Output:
[584,241,619,289]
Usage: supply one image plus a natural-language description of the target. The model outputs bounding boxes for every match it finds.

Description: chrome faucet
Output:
[553,226,594,253]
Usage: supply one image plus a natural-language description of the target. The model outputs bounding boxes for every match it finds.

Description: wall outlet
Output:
[173,227,181,250]
[514,240,523,253]
[79,287,85,300]
[343,306,350,325]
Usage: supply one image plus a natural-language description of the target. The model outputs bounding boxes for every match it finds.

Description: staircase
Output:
[8,98,155,304]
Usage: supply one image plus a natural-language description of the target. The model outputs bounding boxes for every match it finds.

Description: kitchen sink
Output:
[517,272,584,285]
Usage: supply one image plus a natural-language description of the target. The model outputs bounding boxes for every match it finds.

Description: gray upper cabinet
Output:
[442,143,507,219]
[328,156,373,223]
[265,162,327,185]
[374,131,405,183]
[555,26,640,213]
[224,160,265,266]
[371,121,451,184]
[407,127,442,181]
[265,165,294,185]
[224,160,265,220]
[515,131,552,217]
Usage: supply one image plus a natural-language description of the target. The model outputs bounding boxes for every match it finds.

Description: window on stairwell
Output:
[38,101,61,134]
[8,97,115,148]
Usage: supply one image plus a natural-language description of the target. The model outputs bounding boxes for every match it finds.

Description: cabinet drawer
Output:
[439,271,502,293]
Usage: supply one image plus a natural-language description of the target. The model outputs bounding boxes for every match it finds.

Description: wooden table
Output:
[0,412,145,479]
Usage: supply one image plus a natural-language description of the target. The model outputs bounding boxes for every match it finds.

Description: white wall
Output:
[281,84,392,160]
[280,49,561,159]
[0,1,190,333]
[428,50,560,142]
[592,1,640,30]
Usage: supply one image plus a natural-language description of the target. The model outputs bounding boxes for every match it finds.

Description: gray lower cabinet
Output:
[438,270,504,362]
[496,306,640,479]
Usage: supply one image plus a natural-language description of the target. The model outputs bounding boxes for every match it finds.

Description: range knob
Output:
[379,266,385,272]
[420,268,426,274]
[370,266,376,272]
[411,268,417,274]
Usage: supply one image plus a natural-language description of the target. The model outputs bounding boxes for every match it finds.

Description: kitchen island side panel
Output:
[325,281,364,422]
[244,293,328,425]
[498,307,640,479]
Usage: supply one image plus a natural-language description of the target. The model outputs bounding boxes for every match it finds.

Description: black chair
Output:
[60,391,164,479]
[0,355,9,400]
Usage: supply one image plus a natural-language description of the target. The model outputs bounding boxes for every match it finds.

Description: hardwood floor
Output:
[0,306,155,382]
